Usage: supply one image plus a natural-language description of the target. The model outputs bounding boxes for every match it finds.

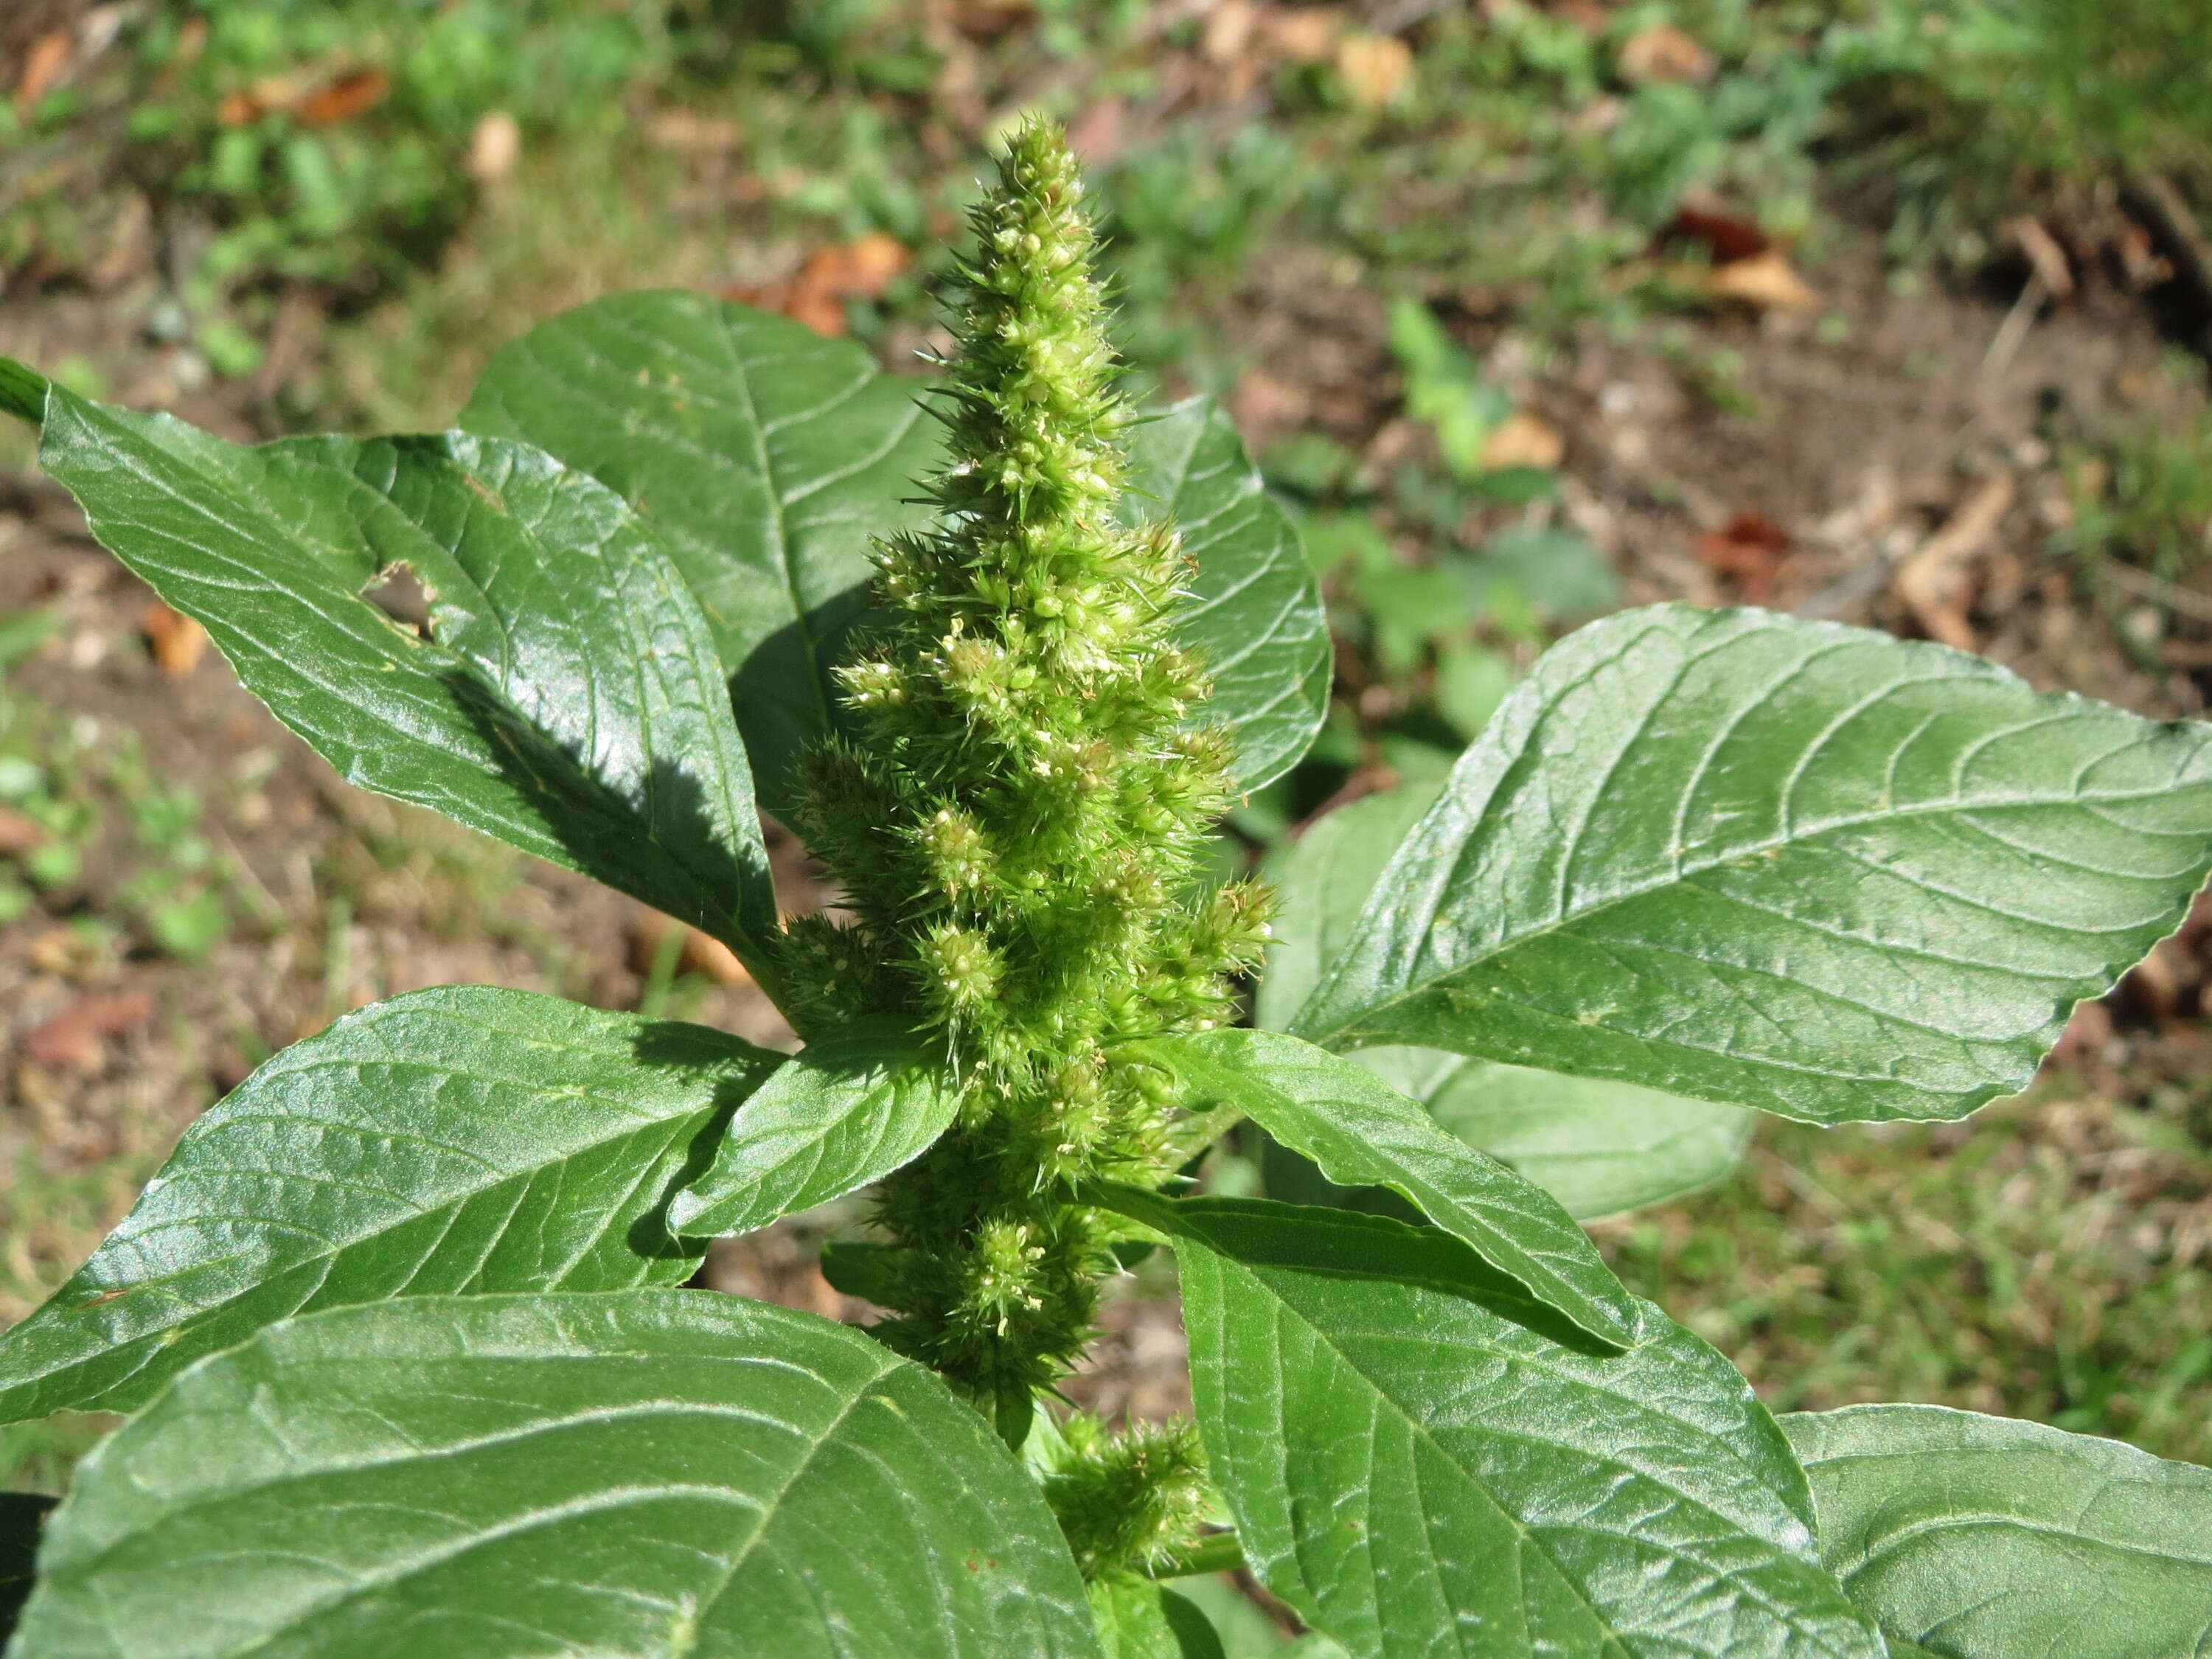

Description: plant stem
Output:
[1141,1529,1247,1580]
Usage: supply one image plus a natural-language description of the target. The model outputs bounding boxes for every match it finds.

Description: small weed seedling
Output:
[2,122,2211,1659]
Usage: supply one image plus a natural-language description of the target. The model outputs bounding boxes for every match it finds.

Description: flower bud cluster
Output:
[1038,1415,1212,1581]
[784,119,1271,1412]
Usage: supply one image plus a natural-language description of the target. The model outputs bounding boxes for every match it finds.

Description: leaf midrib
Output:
[1298,779,2202,1049]
[712,310,832,742]
[1209,1253,1870,1659]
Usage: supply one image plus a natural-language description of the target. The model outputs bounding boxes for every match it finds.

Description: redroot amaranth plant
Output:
[1,119,2211,1659]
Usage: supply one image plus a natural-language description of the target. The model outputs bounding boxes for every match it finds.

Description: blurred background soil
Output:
[4,0,2212,1511]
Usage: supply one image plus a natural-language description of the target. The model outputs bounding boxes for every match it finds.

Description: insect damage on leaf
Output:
[776,119,1273,1416]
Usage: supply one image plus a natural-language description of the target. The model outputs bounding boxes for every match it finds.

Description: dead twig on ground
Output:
[1894,475,2017,652]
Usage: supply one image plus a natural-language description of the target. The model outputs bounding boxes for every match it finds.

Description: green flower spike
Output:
[782,117,1272,1422]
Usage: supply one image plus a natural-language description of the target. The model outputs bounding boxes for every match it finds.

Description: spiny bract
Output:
[779,118,1270,1415]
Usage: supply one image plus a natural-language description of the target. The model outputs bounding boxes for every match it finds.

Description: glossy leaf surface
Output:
[7,1290,1102,1659]
[0,988,775,1424]
[460,299,1326,804]
[1119,1192,1885,1659]
[1259,779,1750,1216]
[667,1018,959,1237]
[1132,1029,1636,1349]
[1295,605,2212,1123]
[22,377,779,967]
[1783,1405,2212,1659]
[1256,782,1442,1034]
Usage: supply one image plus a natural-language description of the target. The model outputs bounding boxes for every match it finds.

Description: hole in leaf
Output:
[364,562,434,641]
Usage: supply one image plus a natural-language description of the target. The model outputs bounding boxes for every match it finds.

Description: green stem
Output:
[1142,1529,1246,1579]
[0,357,48,426]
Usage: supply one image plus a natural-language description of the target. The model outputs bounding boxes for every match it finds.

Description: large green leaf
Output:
[1293,605,2212,1124]
[1354,1046,1751,1220]
[1,1495,55,1646]
[459,296,1327,808]
[1091,1579,1228,1659]
[1127,1029,1636,1349]
[5,1290,1102,1659]
[1119,398,1330,793]
[1256,783,1444,1034]
[457,293,941,815]
[0,988,776,1425]
[1782,1405,2212,1659]
[667,1018,959,1237]
[15,372,780,972]
[1259,779,1750,1217]
[1105,1190,1885,1659]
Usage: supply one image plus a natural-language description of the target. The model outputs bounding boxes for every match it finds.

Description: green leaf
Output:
[457,294,941,817]
[1434,641,1517,742]
[459,300,1327,807]
[7,1290,1103,1659]
[1293,604,2212,1124]
[819,1238,906,1305]
[667,1018,959,1237]
[1,1493,55,1645]
[1782,1404,2212,1659]
[1122,1193,1885,1659]
[1355,1046,1750,1220]
[0,987,776,1425]
[1459,523,1618,621]
[1120,397,1332,793]
[1258,778,1749,1218]
[1166,1579,1347,1658]
[1091,1579,1229,1659]
[1128,1029,1637,1350]
[1256,782,1445,1034]
[29,387,781,973]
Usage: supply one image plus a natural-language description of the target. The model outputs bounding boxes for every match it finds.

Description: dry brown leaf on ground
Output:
[216,88,266,127]
[293,68,391,128]
[1893,474,2017,653]
[1705,249,1820,312]
[0,804,44,856]
[1669,200,1769,263]
[141,602,209,678]
[24,990,157,1076]
[13,28,69,116]
[946,0,1032,40]
[1335,32,1413,108]
[1694,511,1791,603]
[1206,3,1343,69]
[2014,217,2075,301]
[1267,7,1344,62]
[1229,367,1312,444]
[630,912,755,988]
[1480,411,1566,472]
[1546,0,1613,36]
[1065,97,1127,167]
[726,232,911,338]
[1202,0,1262,62]
[466,111,522,181]
[218,66,388,129]
[1616,23,1715,86]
